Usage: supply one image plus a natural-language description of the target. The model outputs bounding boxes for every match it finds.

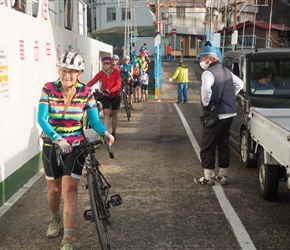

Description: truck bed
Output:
[249,108,290,167]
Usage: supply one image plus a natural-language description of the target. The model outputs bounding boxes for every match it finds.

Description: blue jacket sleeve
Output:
[87,108,107,135]
[37,103,61,141]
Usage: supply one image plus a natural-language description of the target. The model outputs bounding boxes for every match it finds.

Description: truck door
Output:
[223,56,245,150]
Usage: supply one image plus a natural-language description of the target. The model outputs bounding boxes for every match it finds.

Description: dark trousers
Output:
[200,117,233,169]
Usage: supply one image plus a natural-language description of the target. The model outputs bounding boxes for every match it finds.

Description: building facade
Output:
[89,0,154,32]
[2,0,88,36]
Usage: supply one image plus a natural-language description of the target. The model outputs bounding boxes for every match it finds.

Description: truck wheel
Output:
[258,151,279,200]
[240,130,257,168]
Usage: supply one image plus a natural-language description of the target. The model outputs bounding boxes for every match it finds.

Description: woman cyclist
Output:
[121,55,134,109]
[38,51,114,250]
[87,56,121,139]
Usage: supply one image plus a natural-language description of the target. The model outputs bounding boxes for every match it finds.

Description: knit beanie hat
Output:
[197,41,217,59]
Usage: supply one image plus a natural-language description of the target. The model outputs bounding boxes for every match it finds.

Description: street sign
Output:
[231,30,238,45]
[171,28,177,35]
[159,21,165,37]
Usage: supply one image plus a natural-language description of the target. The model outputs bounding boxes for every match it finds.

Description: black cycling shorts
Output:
[102,95,121,110]
[42,144,85,180]
[133,81,141,88]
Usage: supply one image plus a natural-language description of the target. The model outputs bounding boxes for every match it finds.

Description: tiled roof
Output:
[236,20,290,31]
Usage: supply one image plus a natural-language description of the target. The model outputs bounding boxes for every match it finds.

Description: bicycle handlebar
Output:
[122,79,133,85]
[55,135,114,167]
[72,136,114,159]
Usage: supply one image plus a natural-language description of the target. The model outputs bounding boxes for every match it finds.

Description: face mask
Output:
[199,60,209,70]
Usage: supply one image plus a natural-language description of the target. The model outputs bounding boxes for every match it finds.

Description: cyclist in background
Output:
[87,56,121,139]
[129,42,136,63]
[139,43,150,62]
[132,61,142,103]
[138,55,149,73]
[111,54,122,74]
[140,70,149,101]
[139,43,147,53]
[38,51,114,250]
[121,55,134,109]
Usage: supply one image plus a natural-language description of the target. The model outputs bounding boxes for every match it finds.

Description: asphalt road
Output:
[1,60,290,249]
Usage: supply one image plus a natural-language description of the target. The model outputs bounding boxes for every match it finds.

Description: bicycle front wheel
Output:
[88,173,111,250]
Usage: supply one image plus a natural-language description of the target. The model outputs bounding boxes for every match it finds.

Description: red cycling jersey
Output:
[87,68,121,96]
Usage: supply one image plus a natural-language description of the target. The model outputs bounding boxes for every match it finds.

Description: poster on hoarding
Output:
[0,47,9,102]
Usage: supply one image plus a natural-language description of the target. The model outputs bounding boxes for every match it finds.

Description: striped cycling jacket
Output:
[38,80,106,144]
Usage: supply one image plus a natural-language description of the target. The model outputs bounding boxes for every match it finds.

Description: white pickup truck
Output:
[223,48,290,200]
[249,108,290,200]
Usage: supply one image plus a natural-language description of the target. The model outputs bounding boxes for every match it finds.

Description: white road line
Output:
[174,103,256,250]
[0,170,44,218]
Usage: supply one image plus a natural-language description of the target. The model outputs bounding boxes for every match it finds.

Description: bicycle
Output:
[56,134,122,250]
[121,79,132,121]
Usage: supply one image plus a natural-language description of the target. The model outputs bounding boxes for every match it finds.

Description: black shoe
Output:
[176,101,181,103]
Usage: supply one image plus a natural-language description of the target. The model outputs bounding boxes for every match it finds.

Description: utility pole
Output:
[233,0,238,50]
[234,0,237,31]
[222,1,228,56]
[156,0,160,32]
[267,0,273,48]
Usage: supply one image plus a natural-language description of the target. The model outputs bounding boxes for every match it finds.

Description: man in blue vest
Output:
[194,41,244,186]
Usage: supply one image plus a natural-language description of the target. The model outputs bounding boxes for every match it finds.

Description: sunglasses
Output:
[103,62,111,65]
[60,69,79,75]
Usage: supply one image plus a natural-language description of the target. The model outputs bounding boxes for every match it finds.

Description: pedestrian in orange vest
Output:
[166,43,173,60]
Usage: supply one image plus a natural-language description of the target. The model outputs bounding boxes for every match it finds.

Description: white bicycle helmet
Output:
[57,51,85,72]
[112,54,119,60]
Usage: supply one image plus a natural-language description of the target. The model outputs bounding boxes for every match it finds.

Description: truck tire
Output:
[240,130,257,168]
[258,151,279,200]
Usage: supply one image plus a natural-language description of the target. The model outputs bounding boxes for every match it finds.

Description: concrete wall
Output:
[0,3,112,206]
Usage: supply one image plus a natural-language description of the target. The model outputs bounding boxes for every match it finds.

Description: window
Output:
[78,1,84,35]
[122,8,131,20]
[249,59,290,96]
[232,62,240,77]
[190,36,196,49]
[176,7,185,19]
[107,7,116,22]
[223,57,233,71]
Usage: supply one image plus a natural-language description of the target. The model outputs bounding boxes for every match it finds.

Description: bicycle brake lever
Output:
[103,136,114,159]
[106,140,114,159]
